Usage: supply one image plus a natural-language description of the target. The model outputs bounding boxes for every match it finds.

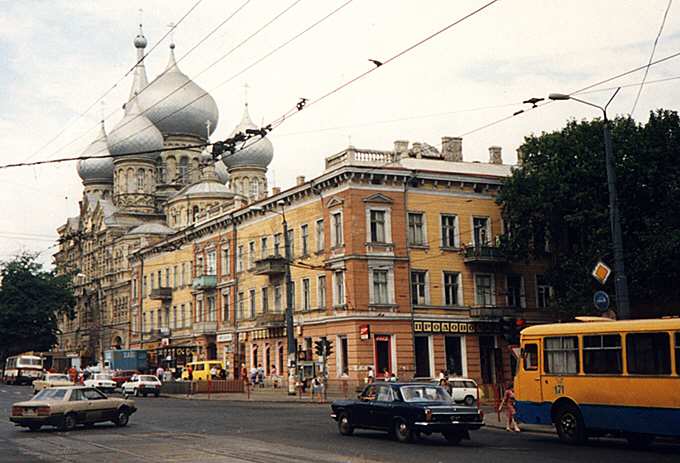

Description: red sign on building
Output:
[359,324,370,340]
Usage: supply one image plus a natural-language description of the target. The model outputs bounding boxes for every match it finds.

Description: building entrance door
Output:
[445,336,463,376]
[414,336,431,377]
[374,335,391,374]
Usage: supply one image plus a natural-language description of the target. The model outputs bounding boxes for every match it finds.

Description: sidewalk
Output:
[162,388,555,434]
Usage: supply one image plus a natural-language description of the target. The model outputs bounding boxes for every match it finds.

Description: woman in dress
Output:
[498,383,521,432]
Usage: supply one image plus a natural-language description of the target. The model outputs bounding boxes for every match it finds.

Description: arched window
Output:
[137,168,145,191]
[126,168,135,193]
[250,179,259,199]
[179,157,189,183]
[192,205,200,223]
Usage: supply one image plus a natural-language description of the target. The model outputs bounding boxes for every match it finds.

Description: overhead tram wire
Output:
[40,0,311,172]
[630,0,673,117]
[269,0,504,127]
[456,47,680,139]
[22,0,205,165]
[38,0,255,165]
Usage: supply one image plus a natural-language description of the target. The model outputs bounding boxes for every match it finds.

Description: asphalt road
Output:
[1,385,678,463]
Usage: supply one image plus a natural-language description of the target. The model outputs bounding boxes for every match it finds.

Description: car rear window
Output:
[34,388,67,401]
[139,375,158,382]
[47,375,70,382]
[464,381,476,389]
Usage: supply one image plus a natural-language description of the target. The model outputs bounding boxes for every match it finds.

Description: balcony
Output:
[254,256,288,276]
[192,321,217,336]
[469,306,518,319]
[149,287,172,301]
[192,274,216,290]
[255,312,285,328]
[462,245,506,264]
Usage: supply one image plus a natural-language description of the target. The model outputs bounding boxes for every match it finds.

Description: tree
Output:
[0,253,76,371]
[497,110,680,317]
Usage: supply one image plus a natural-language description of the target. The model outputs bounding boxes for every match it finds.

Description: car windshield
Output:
[34,388,68,401]
[47,375,70,382]
[95,374,112,380]
[400,385,452,402]
[139,375,158,382]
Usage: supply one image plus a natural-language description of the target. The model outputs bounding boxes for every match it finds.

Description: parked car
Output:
[330,382,484,445]
[121,375,162,397]
[111,370,139,388]
[9,386,136,432]
[32,373,73,393]
[448,378,478,406]
[84,373,117,393]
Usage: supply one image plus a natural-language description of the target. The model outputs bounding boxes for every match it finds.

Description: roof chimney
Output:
[516,147,525,166]
[442,137,462,162]
[488,146,502,165]
[411,142,423,159]
[296,176,305,186]
[272,186,281,195]
[394,140,409,160]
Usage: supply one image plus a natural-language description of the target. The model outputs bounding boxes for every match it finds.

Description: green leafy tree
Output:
[0,253,76,371]
[498,110,680,317]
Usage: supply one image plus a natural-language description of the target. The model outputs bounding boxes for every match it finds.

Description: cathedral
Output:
[54,24,273,365]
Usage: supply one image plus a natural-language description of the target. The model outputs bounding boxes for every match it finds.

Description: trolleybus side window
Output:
[626,332,671,375]
[583,334,622,374]
[523,344,538,370]
[676,332,680,375]
[544,336,579,374]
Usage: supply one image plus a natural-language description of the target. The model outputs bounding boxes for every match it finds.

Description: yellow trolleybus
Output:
[515,317,680,447]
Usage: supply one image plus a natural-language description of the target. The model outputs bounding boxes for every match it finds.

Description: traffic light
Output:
[501,317,519,345]
[314,340,324,357]
[314,339,333,357]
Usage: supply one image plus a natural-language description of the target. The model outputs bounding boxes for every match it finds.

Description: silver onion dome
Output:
[138,44,219,139]
[107,98,164,161]
[77,121,114,184]
[222,104,273,170]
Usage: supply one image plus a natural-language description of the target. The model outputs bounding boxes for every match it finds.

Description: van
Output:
[181,361,224,381]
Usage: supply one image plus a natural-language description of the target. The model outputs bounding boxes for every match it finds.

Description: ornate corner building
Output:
[53,25,270,366]
[54,26,554,390]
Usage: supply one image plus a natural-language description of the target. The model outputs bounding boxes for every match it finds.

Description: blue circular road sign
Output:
[593,290,610,312]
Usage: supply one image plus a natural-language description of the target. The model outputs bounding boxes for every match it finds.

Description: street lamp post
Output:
[548,89,631,319]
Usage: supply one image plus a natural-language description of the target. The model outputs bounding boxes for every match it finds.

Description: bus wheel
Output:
[554,403,586,445]
[626,433,654,449]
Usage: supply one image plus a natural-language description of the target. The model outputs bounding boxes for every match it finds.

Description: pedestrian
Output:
[219,367,227,380]
[382,368,390,381]
[210,365,217,380]
[156,365,165,379]
[250,366,258,386]
[366,366,375,384]
[271,365,279,388]
[185,365,194,398]
[240,363,248,382]
[389,373,398,382]
[257,364,265,388]
[312,375,324,403]
[498,383,521,432]
[68,366,77,383]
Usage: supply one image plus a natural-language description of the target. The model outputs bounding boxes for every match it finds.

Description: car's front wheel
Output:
[337,413,353,436]
[60,413,77,432]
[394,419,413,443]
[114,409,130,427]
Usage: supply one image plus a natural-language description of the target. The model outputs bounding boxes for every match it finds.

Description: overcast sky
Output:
[1,0,679,267]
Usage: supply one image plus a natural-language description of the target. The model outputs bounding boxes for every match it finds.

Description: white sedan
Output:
[121,375,162,397]
[84,373,117,393]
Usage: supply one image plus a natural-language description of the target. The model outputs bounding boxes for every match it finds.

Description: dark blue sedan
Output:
[330,382,484,444]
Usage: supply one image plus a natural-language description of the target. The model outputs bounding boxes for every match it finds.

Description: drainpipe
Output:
[404,172,417,380]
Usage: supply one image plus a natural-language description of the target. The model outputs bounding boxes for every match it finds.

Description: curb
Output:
[160,394,331,405]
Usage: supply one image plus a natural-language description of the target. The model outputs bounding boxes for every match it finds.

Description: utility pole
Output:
[282,212,296,395]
